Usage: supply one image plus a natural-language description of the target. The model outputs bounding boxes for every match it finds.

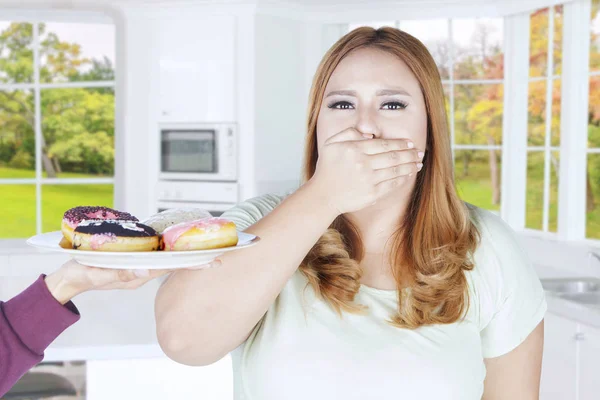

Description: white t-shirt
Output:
[221,194,547,400]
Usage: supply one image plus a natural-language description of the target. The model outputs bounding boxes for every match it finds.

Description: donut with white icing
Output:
[72,220,159,252]
[161,217,238,251]
[142,208,213,234]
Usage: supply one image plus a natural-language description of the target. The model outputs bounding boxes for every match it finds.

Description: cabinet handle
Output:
[575,332,586,341]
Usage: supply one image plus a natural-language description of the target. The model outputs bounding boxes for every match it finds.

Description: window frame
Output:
[0,11,120,239]
[344,0,597,250]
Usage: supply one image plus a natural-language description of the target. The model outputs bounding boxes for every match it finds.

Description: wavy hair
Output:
[299,27,480,328]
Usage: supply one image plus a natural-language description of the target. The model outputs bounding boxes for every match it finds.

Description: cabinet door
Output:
[87,355,233,400]
[157,15,236,122]
[540,313,578,400]
[578,323,600,400]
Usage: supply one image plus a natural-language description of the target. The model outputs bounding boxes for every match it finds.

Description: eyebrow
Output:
[325,88,412,97]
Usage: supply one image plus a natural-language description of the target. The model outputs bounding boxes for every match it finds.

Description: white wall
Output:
[253,13,307,196]
[117,6,157,220]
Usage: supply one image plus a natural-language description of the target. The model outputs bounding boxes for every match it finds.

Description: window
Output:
[524,7,563,234]
[0,21,115,238]
[588,0,600,239]
[348,18,504,212]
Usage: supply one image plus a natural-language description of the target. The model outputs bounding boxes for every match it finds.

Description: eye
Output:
[381,101,408,110]
[327,101,354,110]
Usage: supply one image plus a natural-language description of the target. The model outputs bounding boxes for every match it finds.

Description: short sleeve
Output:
[221,194,285,231]
[471,208,547,359]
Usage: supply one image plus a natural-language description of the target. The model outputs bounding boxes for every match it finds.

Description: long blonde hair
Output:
[299,27,480,329]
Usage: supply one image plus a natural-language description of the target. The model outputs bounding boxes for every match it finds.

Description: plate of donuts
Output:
[26,206,260,270]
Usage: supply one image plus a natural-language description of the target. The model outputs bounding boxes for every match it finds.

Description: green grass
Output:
[0,166,110,179]
[0,167,113,238]
[455,154,560,232]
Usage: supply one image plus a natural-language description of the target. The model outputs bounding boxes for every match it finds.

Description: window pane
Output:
[452,18,503,80]
[553,6,563,76]
[526,151,544,230]
[400,19,449,79]
[528,81,546,146]
[40,22,115,83]
[348,21,396,32]
[591,0,600,72]
[42,184,114,233]
[41,87,114,178]
[0,89,35,178]
[0,22,34,84]
[590,77,600,149]
[587,153,600,239]
[0,184,35,238]
[551,79,561,147]
[525,151,558,232]
[527,80,561,147]
[454,84,503,145]
[530,8,549,77]
[454,149,502,211]
[549,150,559,232]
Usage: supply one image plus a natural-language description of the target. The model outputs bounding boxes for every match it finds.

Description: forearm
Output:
[155,181,337,365]
[0,276,80,396]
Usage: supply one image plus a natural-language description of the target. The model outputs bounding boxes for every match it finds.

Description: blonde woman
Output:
[155,27,546,399]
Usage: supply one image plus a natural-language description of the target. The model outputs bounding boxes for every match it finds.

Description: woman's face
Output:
[316,47,428,153]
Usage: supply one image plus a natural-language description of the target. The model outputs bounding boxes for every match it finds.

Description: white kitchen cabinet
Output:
[540,313,579,400]
[156,15,236,123]
[87,355,233,400]
[578,323,600,400]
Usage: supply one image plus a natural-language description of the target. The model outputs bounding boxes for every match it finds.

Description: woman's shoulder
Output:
[464,204,546,357]
[220,193,286,231]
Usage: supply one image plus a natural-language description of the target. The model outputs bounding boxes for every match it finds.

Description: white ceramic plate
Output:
[26,231,260,270]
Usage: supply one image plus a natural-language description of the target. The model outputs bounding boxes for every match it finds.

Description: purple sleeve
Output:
[0,275,80,397]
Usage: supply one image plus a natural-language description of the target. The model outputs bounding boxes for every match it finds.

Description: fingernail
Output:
[417,162,423,171]
[362,133,374,139]
[418,151,425,159]
[134,269,150,278]
[407,141,414,148]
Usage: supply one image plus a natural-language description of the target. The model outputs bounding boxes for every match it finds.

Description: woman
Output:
[155,27,546,399]
[0,261,171,396]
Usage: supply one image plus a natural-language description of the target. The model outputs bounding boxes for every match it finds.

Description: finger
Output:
[373,163,420,183]
[187,259,222,271]
[368,149,422,170]
[357,138,416,155]
[324,128,366,145]
[116,269,138,283]
[375,174,411,197]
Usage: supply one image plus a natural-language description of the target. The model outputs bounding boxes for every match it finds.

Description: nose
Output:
[355,108,381,138]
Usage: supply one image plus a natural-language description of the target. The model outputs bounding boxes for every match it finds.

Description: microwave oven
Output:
[159,123,237,181]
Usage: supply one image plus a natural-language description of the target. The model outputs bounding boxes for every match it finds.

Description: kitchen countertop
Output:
[534,263,600,328]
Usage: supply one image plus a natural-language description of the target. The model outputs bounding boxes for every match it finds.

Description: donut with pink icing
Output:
[61,206,138,245]
[161,217,238,251]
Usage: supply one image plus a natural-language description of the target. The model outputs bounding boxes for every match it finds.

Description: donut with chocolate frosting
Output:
[61,206,138,245]
[72,220,159,252]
